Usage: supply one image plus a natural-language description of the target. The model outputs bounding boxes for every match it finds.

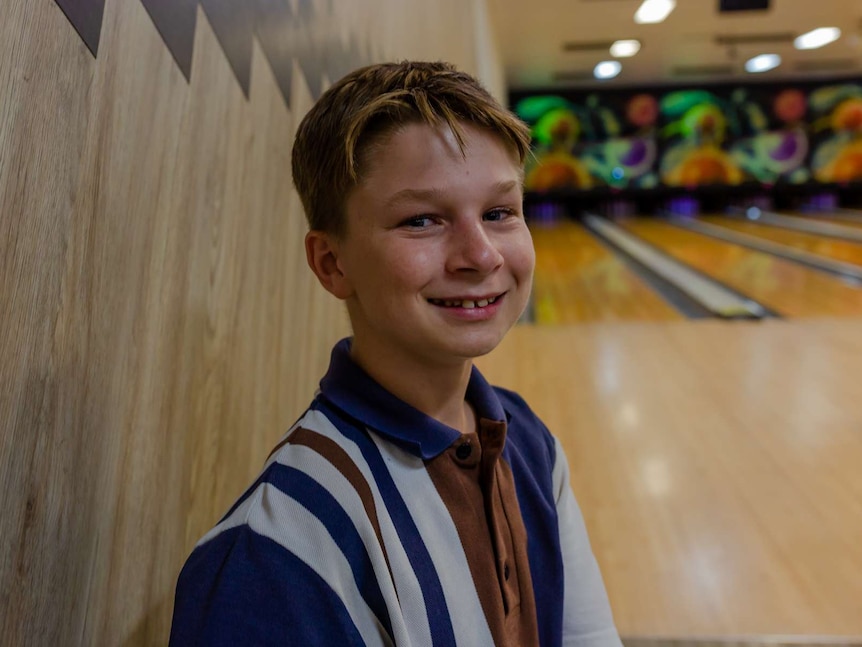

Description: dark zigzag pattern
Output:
[53,0,373,105]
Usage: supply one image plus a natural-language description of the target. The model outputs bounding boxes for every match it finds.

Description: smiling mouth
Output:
[428,294,503,309]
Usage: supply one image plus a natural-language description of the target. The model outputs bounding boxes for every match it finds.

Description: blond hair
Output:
[291,61,531,237]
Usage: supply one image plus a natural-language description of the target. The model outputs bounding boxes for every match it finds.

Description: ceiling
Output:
[487,0,862,92]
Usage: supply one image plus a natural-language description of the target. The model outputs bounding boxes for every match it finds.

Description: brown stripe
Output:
[271,426,394,588]
[425,431,510,644]
[495,453,540,646]
[480,419,540,647]
[266,433,293,462]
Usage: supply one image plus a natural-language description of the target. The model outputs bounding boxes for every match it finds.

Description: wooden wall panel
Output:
[0,0,502,643]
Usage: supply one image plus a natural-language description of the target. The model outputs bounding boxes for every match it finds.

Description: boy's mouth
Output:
[427,294,504,309]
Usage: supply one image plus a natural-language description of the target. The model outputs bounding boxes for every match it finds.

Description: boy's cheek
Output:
[506,238,537,271]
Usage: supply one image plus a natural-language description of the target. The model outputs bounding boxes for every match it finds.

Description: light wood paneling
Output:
[0,0,500,644]
[477,319,862,637]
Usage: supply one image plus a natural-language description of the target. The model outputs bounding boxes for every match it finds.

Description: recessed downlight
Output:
[745,53,781,73]
[611,40,641,57]
[634,0,676,24]
[794,27,841,50]
[594,60,622,79]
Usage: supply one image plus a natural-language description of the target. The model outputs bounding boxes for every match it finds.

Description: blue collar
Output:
[317,338,508,460]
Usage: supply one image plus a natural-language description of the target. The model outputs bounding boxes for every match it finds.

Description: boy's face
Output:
[331,121,535,370]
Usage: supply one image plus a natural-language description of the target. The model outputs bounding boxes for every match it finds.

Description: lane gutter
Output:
[583,214,777,320]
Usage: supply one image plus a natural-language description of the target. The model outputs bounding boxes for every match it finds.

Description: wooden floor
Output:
[476,318,862,639]
[491,215,862,640]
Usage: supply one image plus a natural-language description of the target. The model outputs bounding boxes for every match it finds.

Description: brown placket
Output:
[425,419,540,647]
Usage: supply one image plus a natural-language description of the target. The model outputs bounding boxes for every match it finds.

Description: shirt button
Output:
[455,442,472,460]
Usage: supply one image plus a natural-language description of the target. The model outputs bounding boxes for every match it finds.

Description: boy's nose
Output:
[446,222,504,274]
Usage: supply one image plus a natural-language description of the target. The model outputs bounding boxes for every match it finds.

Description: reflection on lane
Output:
[619,218,862,318]
[701,216,862,267]
[796,211,862,230]
[530,221,682,324]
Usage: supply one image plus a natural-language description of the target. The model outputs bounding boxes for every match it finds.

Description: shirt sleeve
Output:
[169,525,374,646]
[551,436,624,647]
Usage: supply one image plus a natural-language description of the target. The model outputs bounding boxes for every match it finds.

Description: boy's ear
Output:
[304,230,353,300]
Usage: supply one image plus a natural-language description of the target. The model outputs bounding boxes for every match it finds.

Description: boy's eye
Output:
[484,208,514,221]
[401,215,435,228]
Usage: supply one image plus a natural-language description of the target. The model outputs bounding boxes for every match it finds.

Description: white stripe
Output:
[370,434,496,647]
[290,409,434,647]
[255,485,395,646]
[270,442,411,645]
[198,485,261,546]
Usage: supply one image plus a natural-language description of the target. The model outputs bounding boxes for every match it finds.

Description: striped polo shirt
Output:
[170,339,621,646]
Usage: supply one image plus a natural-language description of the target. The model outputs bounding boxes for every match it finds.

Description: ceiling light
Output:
[610,40,641,57]
[745,53,781,73]
[634,0,676,24]
[594,60,622,80]
[794,27,841,50]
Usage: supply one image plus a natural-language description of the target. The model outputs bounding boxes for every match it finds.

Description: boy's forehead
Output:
[359,121,522,181]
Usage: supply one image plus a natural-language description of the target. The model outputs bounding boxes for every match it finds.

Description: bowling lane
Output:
[796,210,862,230]
[700,215,862,266]
[619,218,862,318]
[530,221,682,324]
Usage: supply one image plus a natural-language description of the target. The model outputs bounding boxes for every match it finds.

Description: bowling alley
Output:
[2,0,861,644]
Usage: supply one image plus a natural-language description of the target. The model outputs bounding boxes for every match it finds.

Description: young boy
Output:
[170,61,621,647]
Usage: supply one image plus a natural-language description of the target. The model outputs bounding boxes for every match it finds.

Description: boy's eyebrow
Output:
[384,180,521,207]
[385,187,445,207]
[488,179,521,196]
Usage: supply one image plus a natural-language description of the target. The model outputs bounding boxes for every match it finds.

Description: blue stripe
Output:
[498,387,564,647]
[506,439,563,647]
[266,463,393,641]
[315,398,457,646]
[170,527,367,646]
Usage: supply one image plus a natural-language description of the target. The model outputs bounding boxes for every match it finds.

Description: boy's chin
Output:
[448,330,512,360]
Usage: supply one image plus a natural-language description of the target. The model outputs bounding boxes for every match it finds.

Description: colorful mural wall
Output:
[512,80,862,193]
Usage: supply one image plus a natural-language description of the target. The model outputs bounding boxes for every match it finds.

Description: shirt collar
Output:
[317,338,508,460]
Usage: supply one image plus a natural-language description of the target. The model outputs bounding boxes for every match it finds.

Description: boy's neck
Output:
[349,338,477,435]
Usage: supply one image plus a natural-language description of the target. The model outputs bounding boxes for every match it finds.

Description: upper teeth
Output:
[430,296,498,308]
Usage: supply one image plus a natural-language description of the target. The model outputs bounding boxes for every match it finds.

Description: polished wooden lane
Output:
[477,319,862,637]
[701,216,862,267]
[619,218,862,318]
[798,211,862,229]
[530,221,682,324]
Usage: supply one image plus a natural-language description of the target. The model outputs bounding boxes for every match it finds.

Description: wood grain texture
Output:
[530,221,683,323]
[0,0,497,643]
[701,216,862,267]
[621,218,862,318]
[477,319,862,637]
